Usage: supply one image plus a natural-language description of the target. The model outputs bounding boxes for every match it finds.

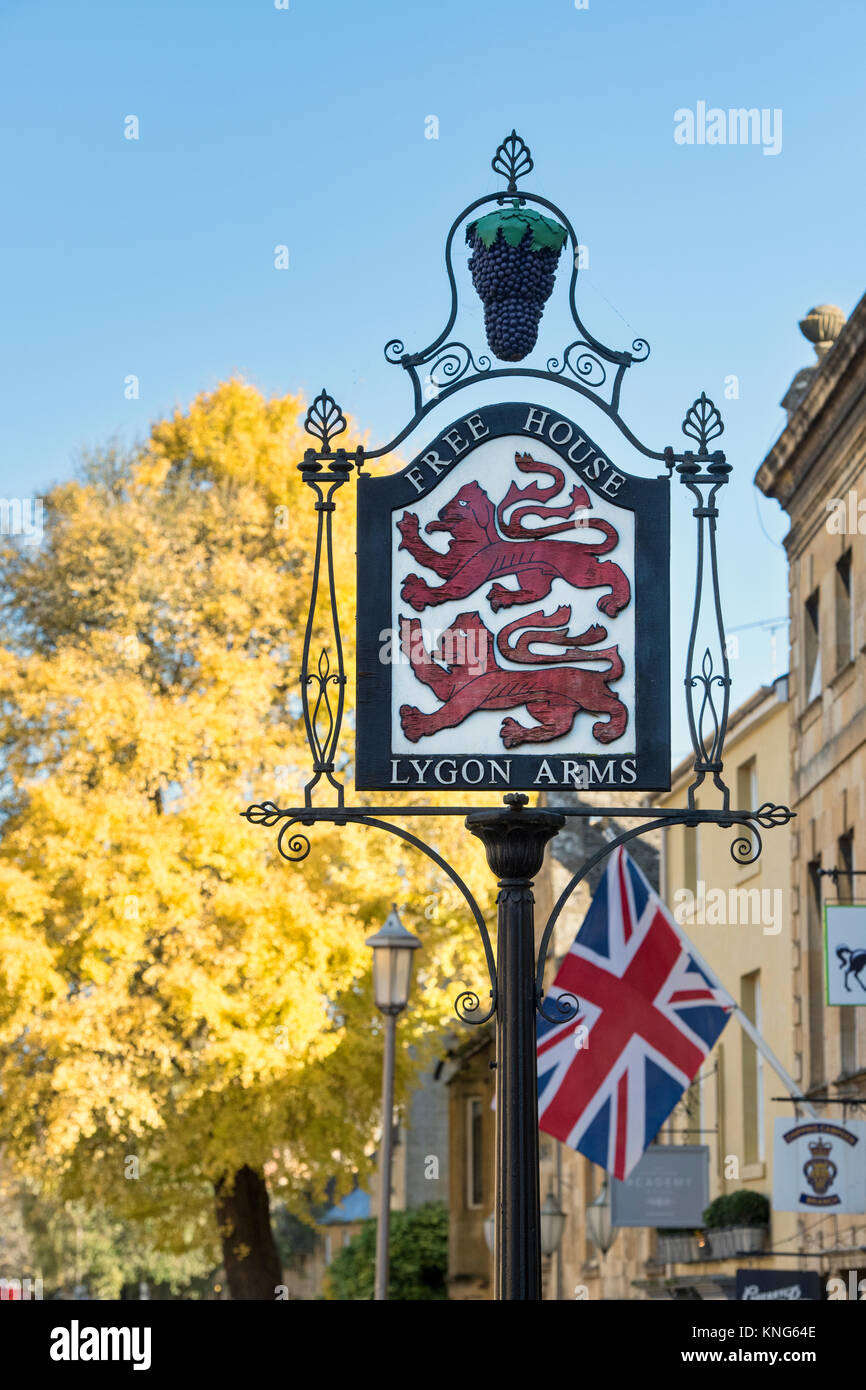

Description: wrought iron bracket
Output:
[242,798,794,1027]
[242,127,793,1030]
[533,802,794,1024]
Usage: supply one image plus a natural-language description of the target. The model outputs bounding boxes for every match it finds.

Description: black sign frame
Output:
[357,401,670,791]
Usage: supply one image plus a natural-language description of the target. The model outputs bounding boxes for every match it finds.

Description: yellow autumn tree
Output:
[0,379,493,1298]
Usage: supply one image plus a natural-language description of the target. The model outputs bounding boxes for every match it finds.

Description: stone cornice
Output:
[755,293,866,508]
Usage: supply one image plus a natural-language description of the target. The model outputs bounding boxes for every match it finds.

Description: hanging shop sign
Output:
[356,401,670,792]
[610,1144,709,1228]
[824,903,866,1006]
[773,1118,866,1214]
[736,1269,821,1301]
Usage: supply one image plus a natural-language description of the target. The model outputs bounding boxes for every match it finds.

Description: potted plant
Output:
[702,1196,734,1258]
[702,1191,769,1258]
[726,1189,770,1253]
[656,1229,699,1263]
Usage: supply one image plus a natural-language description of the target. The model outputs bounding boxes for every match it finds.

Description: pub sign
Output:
[356,401,670,792]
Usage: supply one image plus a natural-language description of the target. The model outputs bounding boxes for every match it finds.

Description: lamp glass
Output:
[586,1182,613,1255]
[367,907,421,1014]
[483,1214,495,1253]
[539,1190,567,1256]
[372,943,414,1013]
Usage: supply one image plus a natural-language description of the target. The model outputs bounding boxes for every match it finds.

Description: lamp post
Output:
[366,905,421,1302]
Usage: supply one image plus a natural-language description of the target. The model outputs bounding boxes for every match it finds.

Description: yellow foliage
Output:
[0,379,493,1245]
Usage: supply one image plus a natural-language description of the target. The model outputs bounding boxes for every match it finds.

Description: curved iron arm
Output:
[534,805,794,1023]
[242,805,497,1026]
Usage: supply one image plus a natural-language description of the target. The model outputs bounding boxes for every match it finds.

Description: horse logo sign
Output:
[356,402,670,791]
[824,902,866,1006]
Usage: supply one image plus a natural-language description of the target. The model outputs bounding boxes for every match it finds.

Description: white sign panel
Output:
[824,903,866,1005]
[773,1119,866,1214]
[391,434,636,757]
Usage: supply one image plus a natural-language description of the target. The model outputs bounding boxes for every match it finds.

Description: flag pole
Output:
[681,935,818,1120]
[730,1004,817,1120]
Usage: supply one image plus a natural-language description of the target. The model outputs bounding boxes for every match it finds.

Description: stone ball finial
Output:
[798,304,845,359]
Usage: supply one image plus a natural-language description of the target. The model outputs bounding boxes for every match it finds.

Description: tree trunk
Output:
[214,1166,282,1300]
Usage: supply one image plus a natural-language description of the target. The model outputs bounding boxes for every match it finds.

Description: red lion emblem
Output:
[397,453,631,617]
[399,607,627,748]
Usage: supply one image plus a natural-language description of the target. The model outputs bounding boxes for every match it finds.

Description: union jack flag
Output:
[537,845,733,1179]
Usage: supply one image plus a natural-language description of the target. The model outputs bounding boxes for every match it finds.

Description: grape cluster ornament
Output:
[466,200,568,362]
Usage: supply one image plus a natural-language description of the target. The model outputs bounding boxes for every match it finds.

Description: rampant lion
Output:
[399,606,627,749]
[397,453,631,618]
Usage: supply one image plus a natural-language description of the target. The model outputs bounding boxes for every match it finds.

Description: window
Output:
[804,589,822,704]
[683,826,700,903]
[807,859,825,1086]
[835,551,854,671]
[737,758,758,857]
[741,971,765,1164]
[466,1097,484,1209]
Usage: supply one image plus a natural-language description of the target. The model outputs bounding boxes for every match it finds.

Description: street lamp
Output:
[366,905,421,1301]
[540,1188,567,1257]
[586,1180,615,1256]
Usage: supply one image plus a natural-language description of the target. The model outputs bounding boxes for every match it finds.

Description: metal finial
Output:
[681,391,723,457]
[492,130,534,195]
[304,389,347,451]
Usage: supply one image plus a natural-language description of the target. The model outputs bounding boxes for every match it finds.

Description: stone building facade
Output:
[755,296,866,1108]
[754,294,866,1276]
[442,296,866,1299]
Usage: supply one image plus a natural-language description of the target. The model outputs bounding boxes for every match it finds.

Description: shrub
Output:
[324,1202,448,1301]
[726,1189,770,1226]
[703,1190,769,1229]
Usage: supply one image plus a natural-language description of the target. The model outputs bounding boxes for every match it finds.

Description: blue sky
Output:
[1,0,863,761]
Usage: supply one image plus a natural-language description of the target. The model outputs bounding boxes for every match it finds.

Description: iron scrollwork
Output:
[366,129,660,460]
[296,391,361,808]
[492,128,534,194]
[534,802,796,1022]
[672,393,734,808]
[244,130,796,1041]
[242,803,498,1026]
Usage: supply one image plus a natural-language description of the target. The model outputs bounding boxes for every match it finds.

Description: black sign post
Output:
[244,131,794,1301]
